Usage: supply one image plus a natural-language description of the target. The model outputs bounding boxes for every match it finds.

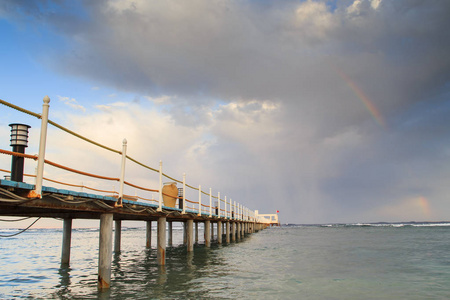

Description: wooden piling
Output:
[61,218,72,265]
[168,221,173,247]
[114,220,121,253]
[237,222,241,240]
[217,220,222,244]
[157,217,166,265]
[195,222,199,244]
[226,221,230,243]
[183,221,187,245]
[232,222,236,242]
[98,213,113,289]
[204,220,211,247]
[211,222,214,241]
[146,220,152,248]
[187,219,194,252]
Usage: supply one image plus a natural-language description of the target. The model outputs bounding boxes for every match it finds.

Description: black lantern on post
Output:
[9,123,31,182]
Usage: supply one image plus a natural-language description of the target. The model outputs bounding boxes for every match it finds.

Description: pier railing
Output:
[0,97,268,223]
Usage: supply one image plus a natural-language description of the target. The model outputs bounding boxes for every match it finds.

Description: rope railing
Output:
[1,98,259,220]
[0,150,159,197]
[0,167,119,195]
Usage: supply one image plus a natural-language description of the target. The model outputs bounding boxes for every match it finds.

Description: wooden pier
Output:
[0,97,277,289]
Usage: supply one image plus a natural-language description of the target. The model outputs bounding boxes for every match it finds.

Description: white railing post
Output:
[198,185,202,216]
[34,96,50,198]
[158,161,162,212]
[209,188,212,217]
[117,139,127,207]
[182,173,186,214]
[218,192,220,218]
[225,196,227,219]
[234,201,236,220]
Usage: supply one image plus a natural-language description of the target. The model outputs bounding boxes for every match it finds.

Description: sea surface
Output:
[1,222,450,299]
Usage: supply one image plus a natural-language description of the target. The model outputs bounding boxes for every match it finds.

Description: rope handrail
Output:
[48,120,121,155]
[126,155,158,173]
[0,168,119,195]
[0,99,41,119]
[136,195,158,203]
[0,149,38,160]
[162,173,182,185]
[124,180,158,193]
[44,159,120,181]
[185,199,198,204]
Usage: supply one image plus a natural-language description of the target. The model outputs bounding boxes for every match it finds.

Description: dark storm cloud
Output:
[2,0,450,223]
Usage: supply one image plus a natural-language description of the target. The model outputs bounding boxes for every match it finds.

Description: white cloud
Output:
[57,96,86,112]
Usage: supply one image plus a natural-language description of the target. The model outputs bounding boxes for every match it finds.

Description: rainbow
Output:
[333,65,386,128]
[418,196,432,219]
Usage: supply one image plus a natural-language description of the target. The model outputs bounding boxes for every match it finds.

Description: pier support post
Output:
[237,222,241,240]
[211,222,214,241]
[232,222,236,242]
[168,221,173,247]
[61,218,72,265]
[183,221,187,245]
[98,213,113,289]
[146,221,152,248]
[217,221,222,244]
[226,221,230,243]
[195,222,199,244]
[204,220,211,247]
[187,219,194,252]
[157,217,166,265]
[114,220,121,253]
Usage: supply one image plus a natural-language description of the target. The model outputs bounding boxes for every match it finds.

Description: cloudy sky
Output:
[1,0,450,226]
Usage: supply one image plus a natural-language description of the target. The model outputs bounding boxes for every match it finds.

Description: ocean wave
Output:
[316,222,450,228]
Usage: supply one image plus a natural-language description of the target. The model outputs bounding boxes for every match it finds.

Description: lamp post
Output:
[9,123,31,182]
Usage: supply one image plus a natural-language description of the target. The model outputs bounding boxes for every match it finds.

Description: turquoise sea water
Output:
[1,223,450,299]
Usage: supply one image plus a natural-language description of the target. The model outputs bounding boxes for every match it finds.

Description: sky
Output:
[1,0,450,228]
